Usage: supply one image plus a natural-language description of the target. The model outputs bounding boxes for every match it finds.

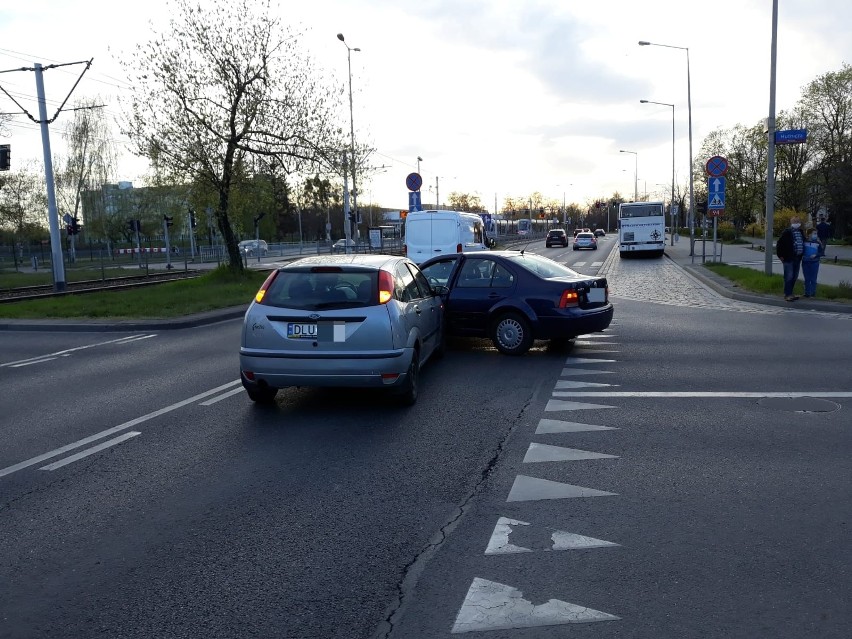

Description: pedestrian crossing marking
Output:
[564,357,616,365]
[561,367,615,377]
[555,380,615,389]
[507,475,617,501]
[451,578,619,633]
[535,419,618,434]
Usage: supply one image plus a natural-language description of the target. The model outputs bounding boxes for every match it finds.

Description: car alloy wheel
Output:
[491,312,533,356]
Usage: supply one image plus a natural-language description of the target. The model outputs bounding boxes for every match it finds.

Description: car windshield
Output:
[507,253,580,278]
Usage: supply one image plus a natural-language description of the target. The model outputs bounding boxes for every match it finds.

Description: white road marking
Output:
[484,517,620,555]
[560,368,615,376]
[1,334,156,368]
[564,357,616,365]
[576,333,616,339]
[554,391,852,398]
[199,386,246,406]
[555,380,615,389]
[39,432,141,471]
[573,341,618,346]
[0,379,242,479]
[507,475,617,501]
[574,261,587,266]
[536,419,618,434]
[523,443,619,463]
[451,578,619,633]
[10,357,59,368]
[116,334,157,344]
[546,399,616,411]
[591,261,604,266]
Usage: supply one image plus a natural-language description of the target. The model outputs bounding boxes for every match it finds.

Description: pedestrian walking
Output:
[776,216,805,301]
[802,227,821,297]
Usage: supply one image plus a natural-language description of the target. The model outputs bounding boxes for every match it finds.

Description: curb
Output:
[665,253,852,314]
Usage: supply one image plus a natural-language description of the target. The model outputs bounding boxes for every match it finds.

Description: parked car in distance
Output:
[239,239,269,257]
[573,232,598,250]
[419,250,613,356]
[240,254,445,405]
[594,229,606,237]
[332,238,357,253]
[545,228,569,247]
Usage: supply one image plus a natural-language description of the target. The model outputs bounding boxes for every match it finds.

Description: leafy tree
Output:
[120,0,345,271]
[447,191,484,212]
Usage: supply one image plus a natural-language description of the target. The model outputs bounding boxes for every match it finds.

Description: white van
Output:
[404,210,496,265]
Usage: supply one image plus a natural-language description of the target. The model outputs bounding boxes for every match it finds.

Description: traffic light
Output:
[68,217,80,235]
[0,144,9,171]
[697,201,708,216]
[164,215,174,228]
[189,209,197,228]
[400,210,408,219]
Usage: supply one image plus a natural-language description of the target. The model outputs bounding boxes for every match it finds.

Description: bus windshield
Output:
[619,204,664,218]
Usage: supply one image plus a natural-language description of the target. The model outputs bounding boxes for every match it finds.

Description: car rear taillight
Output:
[378,270,394,304]
[456,243,462,254]
[254,270,279,304]
[558,290,579,308]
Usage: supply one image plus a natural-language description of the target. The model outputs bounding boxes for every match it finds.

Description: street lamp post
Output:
[639,40,694,254]
[337,33,360,243]
[417,156,423,173]
[641,99,676,245]
[619,150,638,202]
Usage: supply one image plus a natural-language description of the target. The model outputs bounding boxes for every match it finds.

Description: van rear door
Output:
[405,217,459,264]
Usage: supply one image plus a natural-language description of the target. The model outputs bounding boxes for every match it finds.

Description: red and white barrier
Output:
[115,247,168,254]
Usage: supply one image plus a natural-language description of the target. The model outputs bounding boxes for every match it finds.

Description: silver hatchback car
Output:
[240,254,445,405]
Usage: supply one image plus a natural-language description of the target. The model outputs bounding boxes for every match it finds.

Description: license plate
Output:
[587,288,605,302]
[287,322,317,339]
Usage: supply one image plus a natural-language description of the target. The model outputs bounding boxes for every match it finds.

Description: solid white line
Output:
[554,391,852,398]
[1,334,152,368]
[11,357,59,368]
[0,379,242,479]
[117,334,157,344]
[199,387,246,406]
[39,432,141,471]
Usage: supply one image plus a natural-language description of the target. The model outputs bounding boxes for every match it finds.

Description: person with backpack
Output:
[776,216,805,301]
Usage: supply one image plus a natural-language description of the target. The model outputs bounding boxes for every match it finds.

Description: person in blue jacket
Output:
[801,227,821,297]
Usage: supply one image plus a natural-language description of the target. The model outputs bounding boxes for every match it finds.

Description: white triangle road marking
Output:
[523,443,619,463]
[536,419,618,434]
[485,517,620,555]
[560,367,614,376]
[546,399,615,411]
[555,380,615,389]
[507,475,617,502]
[451,578,619,633]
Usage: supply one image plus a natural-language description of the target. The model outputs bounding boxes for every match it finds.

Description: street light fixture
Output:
[639,40,695,254]
[619,150,638,202]
[337,33,360,247]
[640,99,676,246]
[417,156,423,173]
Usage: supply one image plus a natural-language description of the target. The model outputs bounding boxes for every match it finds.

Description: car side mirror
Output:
[433,285,449,296]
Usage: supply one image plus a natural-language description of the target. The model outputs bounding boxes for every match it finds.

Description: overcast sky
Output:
[1,0,851,211]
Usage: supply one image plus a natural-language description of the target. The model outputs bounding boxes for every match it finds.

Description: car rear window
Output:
[263,269,377,309]
[507,253,580,278]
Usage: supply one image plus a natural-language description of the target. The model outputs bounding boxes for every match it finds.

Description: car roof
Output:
[577,232,595,237]
[281,254,407,270]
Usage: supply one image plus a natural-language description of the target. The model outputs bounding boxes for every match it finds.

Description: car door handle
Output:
[414,305,422,315]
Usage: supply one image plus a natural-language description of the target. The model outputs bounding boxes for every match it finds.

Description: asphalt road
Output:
[1,238,850,639]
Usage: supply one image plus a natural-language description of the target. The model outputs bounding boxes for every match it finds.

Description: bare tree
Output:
[119,0,345,271]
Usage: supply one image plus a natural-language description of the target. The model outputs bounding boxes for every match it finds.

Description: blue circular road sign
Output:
[706,155,729,177]
[406,172,423,192]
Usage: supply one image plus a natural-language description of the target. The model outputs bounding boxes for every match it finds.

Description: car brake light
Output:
[378,270,394,304]
[456,243,462,254]
[254,270,279,304]
[559,290,579,308]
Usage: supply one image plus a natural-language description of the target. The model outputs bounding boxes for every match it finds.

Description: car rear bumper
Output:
[239,348,414,390]
[534,304,613,339]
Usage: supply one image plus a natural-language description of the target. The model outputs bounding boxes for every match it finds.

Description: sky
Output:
[1,0,851,213]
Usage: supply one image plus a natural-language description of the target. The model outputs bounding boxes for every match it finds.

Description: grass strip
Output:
[705,263,852,301]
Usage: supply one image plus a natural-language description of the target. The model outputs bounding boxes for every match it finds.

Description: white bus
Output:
[618,201,665,258]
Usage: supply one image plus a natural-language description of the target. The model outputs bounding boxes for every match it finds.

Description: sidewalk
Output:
[664,233,852,314]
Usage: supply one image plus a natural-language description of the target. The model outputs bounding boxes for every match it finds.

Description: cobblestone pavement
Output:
[598,247,852,320]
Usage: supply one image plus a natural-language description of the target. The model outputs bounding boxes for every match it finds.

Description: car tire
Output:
[491,312,533,356]
[397,352,420,405]
[244,384,277,404]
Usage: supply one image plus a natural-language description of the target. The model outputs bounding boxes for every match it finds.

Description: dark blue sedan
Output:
[419,250,613,355]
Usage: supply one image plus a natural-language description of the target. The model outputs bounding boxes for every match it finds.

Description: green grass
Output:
[0,267,270,319]
[0,265,166,289]
[705,263,852,301]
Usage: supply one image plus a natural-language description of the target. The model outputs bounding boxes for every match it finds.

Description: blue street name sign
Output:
[708,176,726,210]
[775,129,807,145]
[408,190,422,212]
